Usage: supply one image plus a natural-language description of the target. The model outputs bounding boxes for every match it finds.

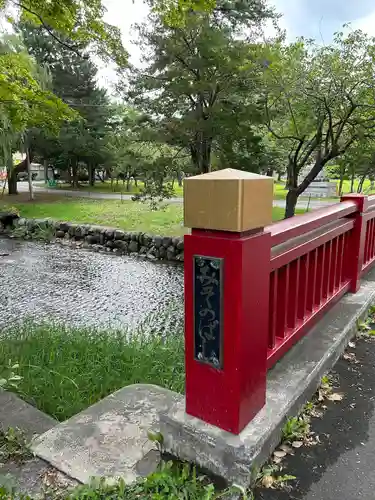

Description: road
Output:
[256,337,375,500]
[18,182,335,210]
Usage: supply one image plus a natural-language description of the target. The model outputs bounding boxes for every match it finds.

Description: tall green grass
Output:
[0,321,184,421]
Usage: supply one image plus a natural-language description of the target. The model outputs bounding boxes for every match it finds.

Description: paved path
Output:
[17,182,336,211]
[256,337,375,500]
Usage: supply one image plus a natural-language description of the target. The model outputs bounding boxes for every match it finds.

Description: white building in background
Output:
[298,164,337,198]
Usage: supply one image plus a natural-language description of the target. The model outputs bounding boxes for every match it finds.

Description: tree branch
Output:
[10,0,85,58]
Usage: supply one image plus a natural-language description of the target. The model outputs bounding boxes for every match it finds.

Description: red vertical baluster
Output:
[297,253,309,321]
[336,233,345,288]
[315,244,325,307]
[276,264,289,339]
[323,241,332,300]
[307,248,318,313]
[369,219,375,262]
[366,219,371,264]
[363,221,369,265]
[268,270,278,349]
[287,258,300,330]
[341,194,367,292]
[366,219,372,264]
[329,237,338,294]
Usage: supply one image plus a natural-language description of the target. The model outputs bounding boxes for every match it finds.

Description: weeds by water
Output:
[0,321,184,421]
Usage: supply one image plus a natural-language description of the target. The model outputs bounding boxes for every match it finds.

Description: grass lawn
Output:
[0,194,294,236]
[0,321,185,421]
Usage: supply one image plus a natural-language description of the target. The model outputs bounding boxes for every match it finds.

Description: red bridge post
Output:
[341,194,368,293]
[183,169,274,434]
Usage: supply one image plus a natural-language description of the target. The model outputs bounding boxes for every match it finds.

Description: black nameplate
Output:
[193,255,223,369]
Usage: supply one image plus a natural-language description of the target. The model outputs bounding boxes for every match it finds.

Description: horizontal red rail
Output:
[271,219,354,271]
[266,201,357,247]
[367,194,375,208]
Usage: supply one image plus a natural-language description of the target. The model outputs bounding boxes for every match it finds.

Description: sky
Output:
[98,0,375,88]
[272,0,375,41]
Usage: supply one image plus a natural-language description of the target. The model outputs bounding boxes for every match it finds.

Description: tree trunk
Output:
[126,176,130,191]
[177,171,183,187]
[285,190,299,219]
[6,155,17,195]
[277,172,282,182]
[26,147,34,201]
[202,139,211,173]
[350,171,355,193]
[338,164,346,197]
[44,159,48,183]
[72,161,79,188]
[357,174,366,193]
[88,164,95,186]
[190,136,212,173]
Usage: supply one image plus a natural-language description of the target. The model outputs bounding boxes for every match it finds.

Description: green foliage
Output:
[1,0,128,68]
[281,415,310,442]
[0,462,246,499]
[0,427,32,464]
[0,359,23,391]
[67,462,244,499]
[0,320,185,420]
[132,181,175,211]
[11,222,55,241]
[19,21,116,186]
[126,1,276,176]
[0,34,76,134]
[256,462,296,490]
[263,29,375,215]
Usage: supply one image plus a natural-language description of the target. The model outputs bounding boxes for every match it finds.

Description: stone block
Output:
[128,241,139,253]
[114,230,125,240]
[153,236,162,248]
[162,237,172,248]
[32,385,182,485]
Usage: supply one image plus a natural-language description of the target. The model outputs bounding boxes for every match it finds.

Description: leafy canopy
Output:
[0,0,128,67]
[127,0,276,174]
[0,35,76,137]
[263,29,375,196]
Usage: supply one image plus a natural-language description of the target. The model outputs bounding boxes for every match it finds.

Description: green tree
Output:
[0,0,127,67]
[126,0,275,175]
[20,22,114,187]
[262,30,375,217]
[0,34,76,194]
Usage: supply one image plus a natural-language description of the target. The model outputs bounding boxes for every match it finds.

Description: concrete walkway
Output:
[17,182,335,210]
[257,336,375,500]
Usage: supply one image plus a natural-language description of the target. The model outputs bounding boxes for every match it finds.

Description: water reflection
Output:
[0,238,184,333]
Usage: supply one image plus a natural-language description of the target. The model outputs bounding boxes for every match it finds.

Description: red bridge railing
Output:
[184,191,374,435]
[266,200,357,367]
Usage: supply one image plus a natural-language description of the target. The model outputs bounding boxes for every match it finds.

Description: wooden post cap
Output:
[184,168,274,232]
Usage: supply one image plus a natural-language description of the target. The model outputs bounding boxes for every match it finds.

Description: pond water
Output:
[0,238,184,333]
